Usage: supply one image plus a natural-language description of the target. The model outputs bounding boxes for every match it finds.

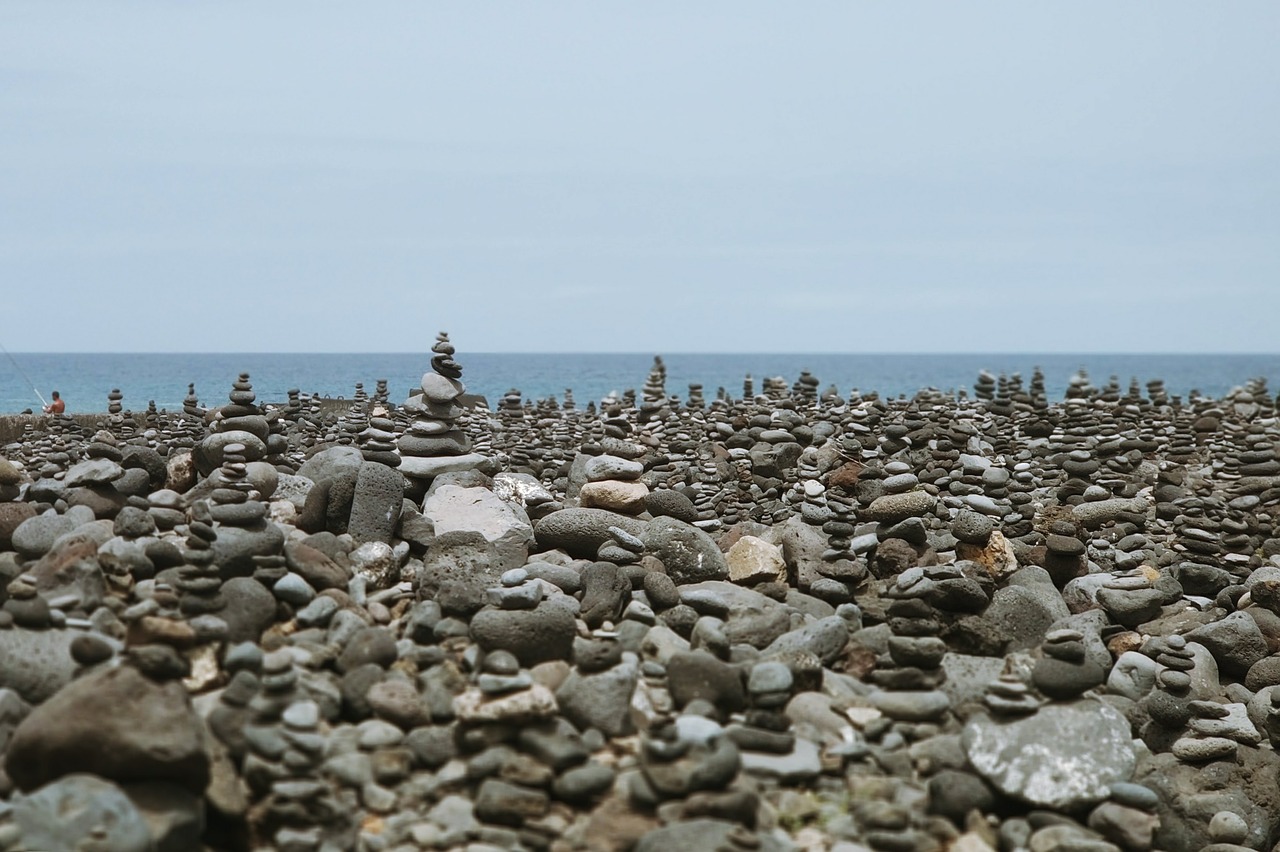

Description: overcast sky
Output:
[2,2,1277,353]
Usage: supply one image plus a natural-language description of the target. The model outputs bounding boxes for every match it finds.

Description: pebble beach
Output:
[1,334,1280,852]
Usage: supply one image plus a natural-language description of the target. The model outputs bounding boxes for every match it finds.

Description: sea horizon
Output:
[4,351,1278,416]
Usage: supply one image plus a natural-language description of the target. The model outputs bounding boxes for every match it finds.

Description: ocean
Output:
[2,352,1278,415]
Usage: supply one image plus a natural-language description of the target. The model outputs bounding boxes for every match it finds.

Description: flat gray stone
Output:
[962,698,1135,809]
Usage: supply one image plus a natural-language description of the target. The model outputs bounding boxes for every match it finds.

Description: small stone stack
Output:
[792,371,819,407]
[1139,635,1196,752]
[206,442,284,578]
[1065,368,1094,400]
[1031,628,1105,701]
[397,332,486,483]
[357,413,400,467]
[182,383,204,420]
[1042,519,1088,586]
[175,505,224,617]
[372,378,390,411]
[1147,378,1169,407]
[639,356,668,423]
[578,452,648,516]
[686,383,705,411]
[973,370,996,402]
[870,577,951,727]
[334,387,369,447]
[283,389,303,423]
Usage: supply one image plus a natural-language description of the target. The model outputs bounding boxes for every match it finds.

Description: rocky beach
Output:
[1,338,1279,852]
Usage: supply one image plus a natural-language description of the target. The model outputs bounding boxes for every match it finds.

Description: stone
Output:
[557,656,640,737]
[763,616,849,666]
[5,664,210,793]
[535,508,649,558]
[646,489,700,523]
[553,762,616,804]
[865,490,935,523]
[421,485,534,569]
[11,513,77,559]
[470,598,578,666]
[347,461,405,545]
[8,774,152,852]
[219,577,278,644]
[726,535,787,585]
[0,627,79,705]
[579,561,631,628]
[963,699,1135,809]
[337,627,399,673]
[1185,611,1269,676]
[579,480,650,514]
[642,516,730,585]
[473,778,549,826]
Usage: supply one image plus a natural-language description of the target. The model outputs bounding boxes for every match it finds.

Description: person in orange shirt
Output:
[43,391,65,414]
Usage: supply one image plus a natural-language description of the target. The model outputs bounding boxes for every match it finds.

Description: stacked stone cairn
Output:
[397,332,487,484]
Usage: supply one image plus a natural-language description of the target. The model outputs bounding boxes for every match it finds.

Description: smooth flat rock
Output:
[963,698,1135,809]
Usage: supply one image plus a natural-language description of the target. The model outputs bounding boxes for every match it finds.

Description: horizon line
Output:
[7,350,1280,357]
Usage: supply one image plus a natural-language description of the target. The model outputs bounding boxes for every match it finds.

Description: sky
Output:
[1,2,1277,354]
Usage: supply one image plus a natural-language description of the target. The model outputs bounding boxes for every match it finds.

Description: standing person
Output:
[43,391,64,414]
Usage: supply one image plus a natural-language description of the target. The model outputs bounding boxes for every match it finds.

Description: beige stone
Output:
[726,535,786,585]
[578,480,649,515]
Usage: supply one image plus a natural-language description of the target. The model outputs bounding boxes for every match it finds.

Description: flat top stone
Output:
[962,699,1135,809]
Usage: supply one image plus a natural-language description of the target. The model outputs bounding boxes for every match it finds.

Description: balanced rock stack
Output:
[397,332,487,482]
[639,356,668,423]
[578,451,648,516]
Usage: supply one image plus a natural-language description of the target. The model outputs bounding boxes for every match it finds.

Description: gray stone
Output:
[642,516,729,585]
[421,485,533,566]
[535,508,649,558]
[220,577,279,644]
[963,698,1135,809]
[5,664,210,793]
[763,616,849,666]
[740,736,822,783]
[981,582,1071,653]
[9,774,151,852]
[272,572,316,607]
[64,458,126,487]
[553,762,616,804]
[556,657,640,737]
[1185,611,1270,676]
[347,461,405,545]
[0,627,79,705]
[10,513,77,559]
[470,597,578,667]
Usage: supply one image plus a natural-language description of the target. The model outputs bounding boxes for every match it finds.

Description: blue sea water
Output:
[1,352,1278,415]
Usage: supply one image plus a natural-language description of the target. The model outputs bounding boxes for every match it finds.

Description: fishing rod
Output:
[0,339,48,409]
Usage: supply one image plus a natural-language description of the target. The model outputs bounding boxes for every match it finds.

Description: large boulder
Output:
[962,698,1135,810]
[534,508,648,558]
[5,664,210,793]
[420,485,533,571]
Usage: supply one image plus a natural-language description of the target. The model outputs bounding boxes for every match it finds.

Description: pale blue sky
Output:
[2,2,1277,353]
